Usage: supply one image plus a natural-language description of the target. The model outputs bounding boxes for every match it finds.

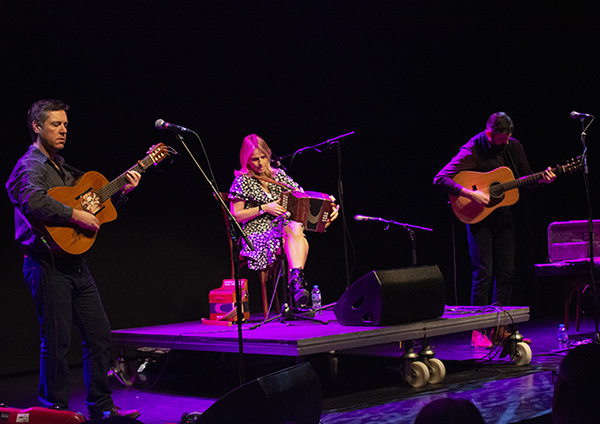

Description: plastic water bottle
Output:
[311,285,322,315]
[557,324,568,349]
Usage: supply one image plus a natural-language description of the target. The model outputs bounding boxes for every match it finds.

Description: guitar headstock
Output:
[559,156,583,174]
[147,143,169,165]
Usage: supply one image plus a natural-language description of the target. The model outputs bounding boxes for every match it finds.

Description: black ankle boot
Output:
[289,268,309,309]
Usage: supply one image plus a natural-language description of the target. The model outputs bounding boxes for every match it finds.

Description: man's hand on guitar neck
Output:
[539,167,557,184]
[121,171,142,195]
[70,209,100,232]
[461,188,490,206]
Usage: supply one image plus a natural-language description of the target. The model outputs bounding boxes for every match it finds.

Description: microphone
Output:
[271,211,291,227]
[355,215,377,221]
[570,111,594,119]
[154,119,193,133]
[273,211,291,220]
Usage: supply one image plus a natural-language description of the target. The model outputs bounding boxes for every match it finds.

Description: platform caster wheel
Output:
[512,342,532,366]
[405,361,430,388]
[427,358,446,384]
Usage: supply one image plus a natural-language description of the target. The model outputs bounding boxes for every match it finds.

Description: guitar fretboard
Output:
[95,153,160,203]
[500,163,575,192]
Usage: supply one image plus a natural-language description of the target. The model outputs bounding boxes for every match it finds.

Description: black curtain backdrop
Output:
[2,0,598,375]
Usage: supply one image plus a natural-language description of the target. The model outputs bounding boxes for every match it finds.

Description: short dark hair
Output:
[414,398,485,424]
[486,112,514,134]
[553,343,600,424]
[27,99,70,142]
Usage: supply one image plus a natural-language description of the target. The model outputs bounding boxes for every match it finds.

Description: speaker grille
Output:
[334,265,446,326]
[198,362,322,424]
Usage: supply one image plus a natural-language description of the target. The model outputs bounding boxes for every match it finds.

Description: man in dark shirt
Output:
[434,112,555,348]
[6,99,141,419]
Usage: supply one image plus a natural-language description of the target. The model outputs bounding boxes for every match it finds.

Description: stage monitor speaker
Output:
[333,265,446,326]
[193,362,322,424]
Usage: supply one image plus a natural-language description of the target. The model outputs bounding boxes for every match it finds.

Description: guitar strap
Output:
[502,146,521,178]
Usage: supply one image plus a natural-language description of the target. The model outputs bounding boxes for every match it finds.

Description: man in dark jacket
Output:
[434,112,555,347]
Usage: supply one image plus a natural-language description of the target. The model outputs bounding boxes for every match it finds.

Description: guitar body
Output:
[448,157,581,224]
[45,171,117,256]
[449,167,519,224]
[39,143,169,256]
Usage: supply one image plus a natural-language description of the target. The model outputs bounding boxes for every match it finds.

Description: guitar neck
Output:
[501,164,565,192]
[95,159,150,203]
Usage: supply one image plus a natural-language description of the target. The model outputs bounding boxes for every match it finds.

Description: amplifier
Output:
[548,220,600,262]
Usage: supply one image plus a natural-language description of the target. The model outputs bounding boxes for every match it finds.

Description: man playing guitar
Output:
[434,112,555,348]
[6,99,141,419]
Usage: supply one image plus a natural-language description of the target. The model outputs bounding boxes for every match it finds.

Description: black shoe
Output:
[88,405,141,420]
[294,288,310,309]
[289,268,310,308]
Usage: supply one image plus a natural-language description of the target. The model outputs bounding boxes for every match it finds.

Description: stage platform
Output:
[112,305,530,358]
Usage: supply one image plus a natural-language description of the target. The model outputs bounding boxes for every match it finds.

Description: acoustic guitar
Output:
[43,143,169,255]
[449,157,581,224]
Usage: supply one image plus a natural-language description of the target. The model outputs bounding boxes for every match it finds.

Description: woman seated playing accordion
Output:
[229,134,339,309]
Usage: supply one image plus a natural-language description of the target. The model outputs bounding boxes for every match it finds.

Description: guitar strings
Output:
[67,144,169,213]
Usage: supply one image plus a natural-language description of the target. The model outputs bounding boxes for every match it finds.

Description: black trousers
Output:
[467,209,515,307]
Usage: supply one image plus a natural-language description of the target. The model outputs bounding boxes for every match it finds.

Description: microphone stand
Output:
[249,213,328,328]
[336,142,351,288]
[576,116,600,343]
[277,131,354,287]
[173,133,254,385]
[358,216,433,267]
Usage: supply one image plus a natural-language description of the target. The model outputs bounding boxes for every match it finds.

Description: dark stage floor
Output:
[1,315,598,424]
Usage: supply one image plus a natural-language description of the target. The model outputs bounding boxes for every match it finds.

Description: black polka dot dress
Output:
[228,168,300,271]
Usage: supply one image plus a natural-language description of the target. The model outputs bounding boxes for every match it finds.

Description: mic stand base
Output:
[266,304,328,325]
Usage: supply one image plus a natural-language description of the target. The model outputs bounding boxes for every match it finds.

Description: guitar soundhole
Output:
[81,192,101,214]
[488,182,505,199]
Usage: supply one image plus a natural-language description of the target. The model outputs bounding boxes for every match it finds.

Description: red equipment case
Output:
[0,406,86,424]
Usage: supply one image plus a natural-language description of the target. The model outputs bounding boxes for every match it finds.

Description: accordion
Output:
[280,190,334,233]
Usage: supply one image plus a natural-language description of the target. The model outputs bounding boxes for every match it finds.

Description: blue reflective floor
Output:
[1,315,597,424]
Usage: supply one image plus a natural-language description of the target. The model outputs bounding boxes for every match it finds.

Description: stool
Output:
[563,277,592,331]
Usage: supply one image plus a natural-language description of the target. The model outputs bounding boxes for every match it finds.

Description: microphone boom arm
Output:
[357,215,433,233]
[356,215,432,267]
[172,134,253,250]
[276,131,355,165]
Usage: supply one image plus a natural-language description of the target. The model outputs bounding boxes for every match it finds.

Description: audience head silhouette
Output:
[414,398,485,424]
[86,418,143,424]
[552,342,600,424]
